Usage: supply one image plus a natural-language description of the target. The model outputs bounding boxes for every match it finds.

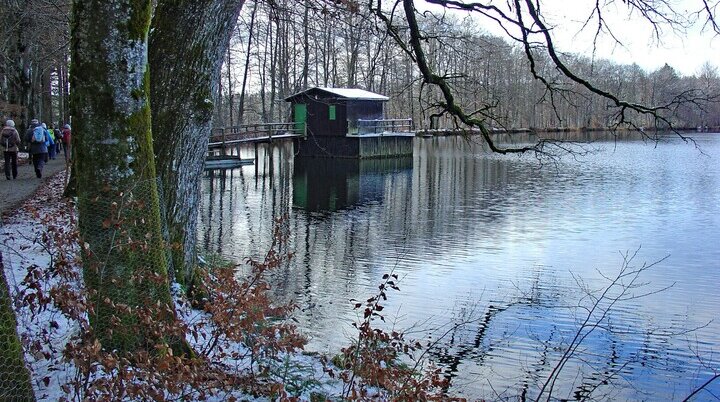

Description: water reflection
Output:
[200,142,294,260]
[198,133,720,400]
[292,157,413,213]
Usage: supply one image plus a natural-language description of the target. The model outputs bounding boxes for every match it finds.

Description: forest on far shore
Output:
[2,1,719,134]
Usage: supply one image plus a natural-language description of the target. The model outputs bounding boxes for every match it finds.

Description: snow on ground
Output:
[0,171,346,401]
[1,171,80,400]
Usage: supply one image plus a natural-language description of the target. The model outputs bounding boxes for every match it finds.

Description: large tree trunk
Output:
[70,0,171,352]
[0,252,35,401]
[149,0,244,288]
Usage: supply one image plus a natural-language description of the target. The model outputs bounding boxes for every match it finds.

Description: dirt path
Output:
[0,155,68,216]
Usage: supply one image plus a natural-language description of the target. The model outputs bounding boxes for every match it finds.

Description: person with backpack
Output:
[25,119,40,165]
[42,123,55,160]
[1,119,21,180]
[28,121,50,178]
[54,125,64,154]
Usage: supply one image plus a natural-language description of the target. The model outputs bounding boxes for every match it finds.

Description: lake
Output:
[199,132,720,400]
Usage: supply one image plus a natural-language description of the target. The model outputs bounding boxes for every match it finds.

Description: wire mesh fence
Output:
[0,176,173,400]
[75,177,174,352]
[0,174,306,400]
[0,251,36,401]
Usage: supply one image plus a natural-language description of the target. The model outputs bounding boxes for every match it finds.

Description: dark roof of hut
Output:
[285,87,389,102]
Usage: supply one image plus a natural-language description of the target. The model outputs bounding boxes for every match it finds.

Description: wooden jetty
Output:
[208,122,304,150]
[206,122,304,169]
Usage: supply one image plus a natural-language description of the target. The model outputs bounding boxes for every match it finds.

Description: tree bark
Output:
[71,0,171,351]
[149,0,245,288]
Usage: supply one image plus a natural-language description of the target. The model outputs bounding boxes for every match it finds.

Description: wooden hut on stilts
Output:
[285,87,414,158]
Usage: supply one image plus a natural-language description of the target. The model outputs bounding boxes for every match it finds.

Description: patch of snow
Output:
[0,171,350,401]
[286,87,390,101]
[1,172,81,401]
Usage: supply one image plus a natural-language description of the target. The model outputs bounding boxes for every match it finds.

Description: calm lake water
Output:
[199,133,720,400]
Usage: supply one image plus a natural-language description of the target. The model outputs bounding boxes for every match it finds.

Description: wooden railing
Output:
[354,118,413,136]
[209,123,305,147]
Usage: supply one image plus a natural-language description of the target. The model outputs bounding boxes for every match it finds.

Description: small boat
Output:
[204,155,254,170]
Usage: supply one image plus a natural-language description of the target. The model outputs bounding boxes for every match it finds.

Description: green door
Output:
[294,104,307,136]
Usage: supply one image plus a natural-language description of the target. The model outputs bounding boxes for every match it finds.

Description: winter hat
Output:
[5,119,15,128]
[64,124,71,129]
[30,119,39,125]
[41,123,47,129]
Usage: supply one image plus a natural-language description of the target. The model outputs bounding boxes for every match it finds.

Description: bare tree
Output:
[0,0,70,131]
[362,0,719,156]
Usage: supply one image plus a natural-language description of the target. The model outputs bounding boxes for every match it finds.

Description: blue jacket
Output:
[25,125,50,155]
[45,129,54,147]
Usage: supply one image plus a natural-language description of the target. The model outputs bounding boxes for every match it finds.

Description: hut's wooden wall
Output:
[306,98,348,137]
[295,136,360,158]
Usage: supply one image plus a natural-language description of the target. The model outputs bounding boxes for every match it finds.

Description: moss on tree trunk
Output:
[70,0,172,352]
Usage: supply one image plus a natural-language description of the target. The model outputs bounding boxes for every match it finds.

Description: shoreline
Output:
[415,126,717,136]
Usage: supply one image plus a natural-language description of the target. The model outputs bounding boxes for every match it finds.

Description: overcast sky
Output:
[543,0,719,76]
[421,0,719,76]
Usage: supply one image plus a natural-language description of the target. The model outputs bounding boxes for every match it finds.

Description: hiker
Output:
[43,123,56,160]
[28,122,50,178]
[1,119,21,180]
[62,124,71,162]
[54,125,64,154]
[25,119,40,165]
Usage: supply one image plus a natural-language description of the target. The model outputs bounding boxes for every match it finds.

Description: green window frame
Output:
[329,105,336,121]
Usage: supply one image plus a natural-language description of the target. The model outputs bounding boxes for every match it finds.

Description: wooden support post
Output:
[254,142,258,177]
[268,143,274,185]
